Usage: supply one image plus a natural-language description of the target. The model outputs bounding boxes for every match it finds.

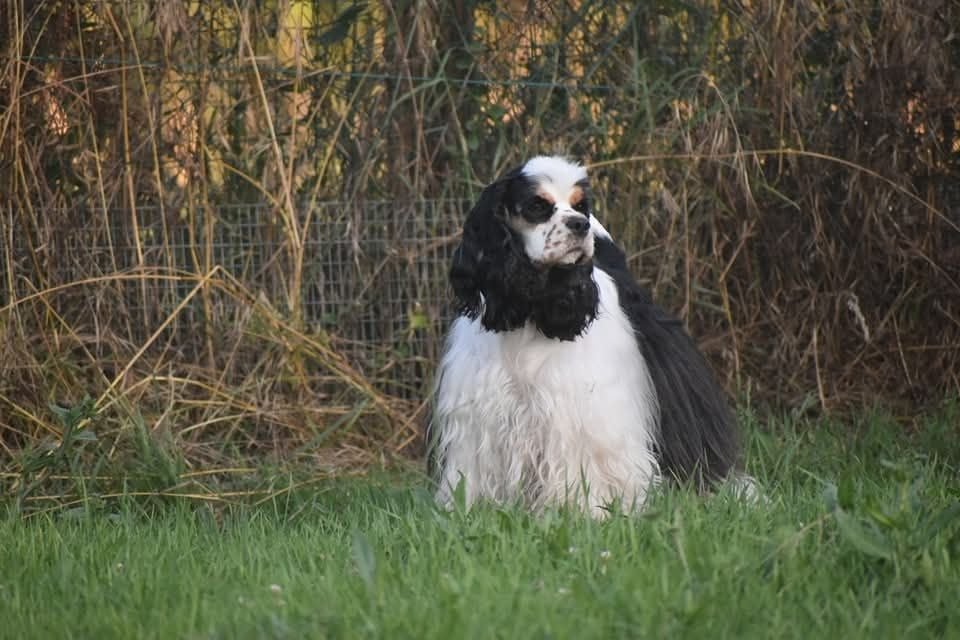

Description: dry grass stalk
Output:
[1,1,958,511]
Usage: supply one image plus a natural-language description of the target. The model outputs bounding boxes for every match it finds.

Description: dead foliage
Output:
[1,0,958,508]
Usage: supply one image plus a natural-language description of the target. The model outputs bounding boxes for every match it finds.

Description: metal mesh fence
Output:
[3,0,670,403]
[2,199,468,398]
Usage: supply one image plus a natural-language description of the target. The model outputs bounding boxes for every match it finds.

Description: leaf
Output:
[20,446,56,473]
[878,458,908,481]
[48,403,73,428]
[837,477,855,510]
[835,509,894,560]
[73,430,98,442]
[907,477,925,514]
[452,472,468,514]
[823,482,839,512]
[496,508,516,533]
[864,505,898,529]
[317,3,365,46]
[48,395,96,431]
[62,506,90,520]
[277,0,316,65]
[286,0,314,29]
[299,400,368,451]
[407,308,429,331]
[486,105,507,122]
[351,529,377,589]
[48,396,97,454]
[922,500,960,545]
[547,520,571,557]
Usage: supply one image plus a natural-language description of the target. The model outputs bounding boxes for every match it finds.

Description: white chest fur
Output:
[431,268,661,515]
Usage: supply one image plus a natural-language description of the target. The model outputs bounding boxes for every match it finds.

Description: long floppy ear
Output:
[449,167,528,330]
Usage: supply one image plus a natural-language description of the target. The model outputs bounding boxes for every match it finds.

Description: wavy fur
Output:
[429,157,740,516]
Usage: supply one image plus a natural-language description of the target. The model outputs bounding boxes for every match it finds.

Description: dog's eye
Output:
[524,197,554,221]
[573,198,590,214]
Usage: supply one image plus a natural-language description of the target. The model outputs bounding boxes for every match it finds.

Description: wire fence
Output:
[2,199,467,399]
[4,0,671,410]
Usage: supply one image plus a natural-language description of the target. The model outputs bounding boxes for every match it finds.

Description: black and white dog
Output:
[427,156,742,516]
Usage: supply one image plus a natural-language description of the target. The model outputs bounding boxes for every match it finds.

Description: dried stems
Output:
[1,1,958,511]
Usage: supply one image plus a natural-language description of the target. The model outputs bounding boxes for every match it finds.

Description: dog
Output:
[427,156,742,516]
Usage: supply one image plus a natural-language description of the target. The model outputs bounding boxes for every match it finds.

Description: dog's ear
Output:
[449,168,521,322]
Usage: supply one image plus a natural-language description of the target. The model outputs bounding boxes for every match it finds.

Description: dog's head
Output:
[502,156,595,267]
[450,156,599,339]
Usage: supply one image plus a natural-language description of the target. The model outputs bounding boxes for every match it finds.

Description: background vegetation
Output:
[2,1,959,508]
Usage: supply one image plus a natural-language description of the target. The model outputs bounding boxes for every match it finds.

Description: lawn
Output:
[2,409,959,639]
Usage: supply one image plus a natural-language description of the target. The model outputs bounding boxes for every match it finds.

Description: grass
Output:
[2,408,960,639]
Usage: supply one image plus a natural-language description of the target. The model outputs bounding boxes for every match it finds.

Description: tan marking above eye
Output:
[537,190,556,205]
[568,187,584,206]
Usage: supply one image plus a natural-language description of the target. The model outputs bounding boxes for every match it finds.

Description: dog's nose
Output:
[564,216,590,237]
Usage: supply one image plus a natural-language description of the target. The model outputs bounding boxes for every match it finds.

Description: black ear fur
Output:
[450,165,600,338]
[449,167,531,332]
[449,176,506,317]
